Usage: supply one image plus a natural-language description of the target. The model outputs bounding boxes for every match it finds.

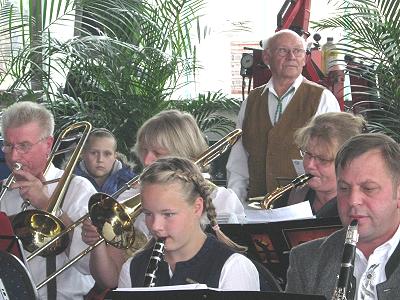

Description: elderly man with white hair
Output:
[227,29,340,203]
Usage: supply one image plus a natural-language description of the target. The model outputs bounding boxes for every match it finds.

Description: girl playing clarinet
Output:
[118,157,260,290]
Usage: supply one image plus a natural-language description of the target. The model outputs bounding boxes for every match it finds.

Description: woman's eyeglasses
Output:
[299,149,334,166]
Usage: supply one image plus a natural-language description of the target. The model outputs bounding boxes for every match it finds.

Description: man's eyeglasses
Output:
[2,138,46,154]
[299,149,334,166]
[275,47,305,57]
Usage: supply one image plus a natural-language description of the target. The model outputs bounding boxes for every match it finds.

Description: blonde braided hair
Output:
[139,157,247,253]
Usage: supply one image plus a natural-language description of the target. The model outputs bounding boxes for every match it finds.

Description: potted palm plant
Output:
[313,0,400,140]
[0,0,239,157]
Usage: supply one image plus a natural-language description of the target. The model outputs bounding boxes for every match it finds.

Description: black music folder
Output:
[106,288,326,300]
[0,235,38,300]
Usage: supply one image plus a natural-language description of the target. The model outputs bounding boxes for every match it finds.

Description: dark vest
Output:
[130,235,234,288]
[242,79,323,197]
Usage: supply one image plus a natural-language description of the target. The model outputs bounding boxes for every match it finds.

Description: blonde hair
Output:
[139,157,246,252]
[294,112,365,159]
[134,110,208,164]
[1,101,54,138]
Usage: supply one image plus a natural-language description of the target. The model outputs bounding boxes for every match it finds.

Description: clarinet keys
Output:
[143,237,166,287]
[332,219,359,300]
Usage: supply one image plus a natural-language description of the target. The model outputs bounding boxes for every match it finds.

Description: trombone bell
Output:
[88,128,242,249]
[12,210,69,256]
[11,121,92,258]
[89,193,141,249]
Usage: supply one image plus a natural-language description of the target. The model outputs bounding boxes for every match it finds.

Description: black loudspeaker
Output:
[0,251,38,300]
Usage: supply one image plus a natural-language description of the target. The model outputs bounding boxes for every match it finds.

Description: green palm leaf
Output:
[313,0,400,141]
[0,0,209,156]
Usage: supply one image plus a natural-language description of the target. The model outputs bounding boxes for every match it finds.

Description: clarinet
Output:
[332,219,359,300]
[143,237,166,287]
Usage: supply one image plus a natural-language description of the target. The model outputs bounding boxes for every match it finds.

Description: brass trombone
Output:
[0,163,22,203]
[248,173,313,209]
[33,128,243,288]
[12,121,92,258]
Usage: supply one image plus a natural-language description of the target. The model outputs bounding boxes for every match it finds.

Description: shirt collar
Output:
[261,74,304,96]
[356,224,400,262]
[381,224,400,257]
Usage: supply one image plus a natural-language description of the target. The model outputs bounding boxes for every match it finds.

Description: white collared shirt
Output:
[0,164,97,300]
[226,74,340,202]
[354,225,400,300]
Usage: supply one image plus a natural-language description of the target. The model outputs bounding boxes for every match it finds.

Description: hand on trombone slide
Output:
[82,218,101,246]
[10,167,50,210]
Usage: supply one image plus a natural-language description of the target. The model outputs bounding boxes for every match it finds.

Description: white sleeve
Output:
[211,187,246,223]
[218,253,260,291]
[64,176,97,275]
[118,257,133,288]
[226,100,249,203]
[316,89,341,114]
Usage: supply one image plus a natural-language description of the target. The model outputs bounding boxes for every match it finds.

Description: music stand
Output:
[214,223,285,282]
[0,236,38,300]
[217,217,342,284]
[277,217,343,251]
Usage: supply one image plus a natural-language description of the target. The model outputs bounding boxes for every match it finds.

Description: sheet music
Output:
[245,201,315,223]
[115,283,220,292]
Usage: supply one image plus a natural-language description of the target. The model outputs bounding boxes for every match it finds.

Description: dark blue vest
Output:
[130,234,234,288]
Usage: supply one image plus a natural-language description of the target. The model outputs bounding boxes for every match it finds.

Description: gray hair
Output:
[134,110,207,164]
[335,133,400,187]
[1,101,54,138]
[295,112,365,159]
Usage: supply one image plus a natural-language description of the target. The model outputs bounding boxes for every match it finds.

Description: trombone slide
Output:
[0,163,22,202]
[12,121,92,257]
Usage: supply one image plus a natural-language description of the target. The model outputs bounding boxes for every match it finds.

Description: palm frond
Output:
[313,0,400,141]
[0,0,243,157]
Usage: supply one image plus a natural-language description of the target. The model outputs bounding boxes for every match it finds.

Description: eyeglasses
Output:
[2,138,46,154]
[275,47,305,57]
[299,149,334,166]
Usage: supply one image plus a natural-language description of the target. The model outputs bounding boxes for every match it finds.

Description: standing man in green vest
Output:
[227,29,340,203]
